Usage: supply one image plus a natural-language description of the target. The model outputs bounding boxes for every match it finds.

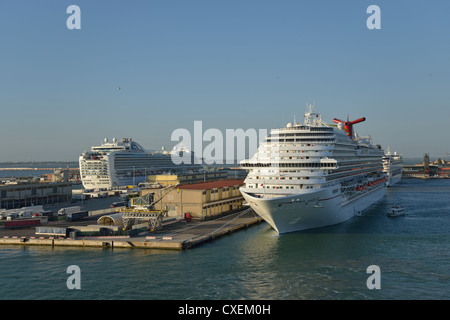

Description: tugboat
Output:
[387,204,405,217]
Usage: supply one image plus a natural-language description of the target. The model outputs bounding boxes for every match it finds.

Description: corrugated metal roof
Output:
[177,179,244,190]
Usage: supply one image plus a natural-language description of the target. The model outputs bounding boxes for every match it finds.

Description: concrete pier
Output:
[0,209,263,250]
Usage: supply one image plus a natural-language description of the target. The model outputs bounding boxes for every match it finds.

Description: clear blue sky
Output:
[1,0,449,162]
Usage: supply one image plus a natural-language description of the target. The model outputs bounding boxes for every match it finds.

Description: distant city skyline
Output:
[1,1,449,162]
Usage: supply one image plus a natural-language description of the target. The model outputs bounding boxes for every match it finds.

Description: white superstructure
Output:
[79,138,201,189]
[382,148,403,186]
[240,106,387,234]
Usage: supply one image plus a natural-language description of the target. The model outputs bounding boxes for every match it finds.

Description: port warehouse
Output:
[141,179,245,220]
[0,182,72,209]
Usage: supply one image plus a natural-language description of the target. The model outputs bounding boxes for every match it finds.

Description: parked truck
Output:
[66,211,88,222]
[3,209,20,220]
[58,206,82,216]
[2,205,44,220]
[110,201,127,208]
[17,210,34,218]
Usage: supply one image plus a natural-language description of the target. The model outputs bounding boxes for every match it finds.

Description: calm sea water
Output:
[0,178,449,300]
[0,170,53,179]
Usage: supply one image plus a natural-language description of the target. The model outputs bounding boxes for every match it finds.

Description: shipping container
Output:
[4,219,41,229]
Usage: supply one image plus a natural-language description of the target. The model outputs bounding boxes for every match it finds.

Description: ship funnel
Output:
[333,117,366,139]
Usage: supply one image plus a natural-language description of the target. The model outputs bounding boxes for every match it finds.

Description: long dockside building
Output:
[0,182,72,209]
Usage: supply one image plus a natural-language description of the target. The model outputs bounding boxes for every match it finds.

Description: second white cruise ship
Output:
[79,138,201,189]
[382,148,403,186]
[240,106,387,234]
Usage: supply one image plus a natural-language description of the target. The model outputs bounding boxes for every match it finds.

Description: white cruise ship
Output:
[240,106,387,234]
[79,138,201,189]
[382,148,403,186]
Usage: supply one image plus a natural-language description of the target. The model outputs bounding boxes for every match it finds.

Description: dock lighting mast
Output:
[333,116,366,140]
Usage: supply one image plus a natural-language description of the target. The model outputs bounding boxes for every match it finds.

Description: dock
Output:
[0,209,263,250]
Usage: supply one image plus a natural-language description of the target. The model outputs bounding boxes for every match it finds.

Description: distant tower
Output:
[424,153,430,174]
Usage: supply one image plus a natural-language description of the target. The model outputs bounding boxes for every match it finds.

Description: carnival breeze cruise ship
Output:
[240,106,387,234]
[79,138,201,189]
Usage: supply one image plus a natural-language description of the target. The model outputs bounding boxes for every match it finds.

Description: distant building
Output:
[144,170,228,187]
[438,167,450,178]
[402,153,441,178]
[141,179,245,220]
[0,182,72,209]
[42,169,80,183]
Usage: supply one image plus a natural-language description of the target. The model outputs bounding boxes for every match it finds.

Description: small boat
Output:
[387,204,405,217]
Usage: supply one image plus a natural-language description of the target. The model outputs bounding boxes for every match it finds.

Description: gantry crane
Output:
[117,183,180,230]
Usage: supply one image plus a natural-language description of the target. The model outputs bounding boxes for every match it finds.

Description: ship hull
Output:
[387,174,402,187]
[241,185,386,234]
